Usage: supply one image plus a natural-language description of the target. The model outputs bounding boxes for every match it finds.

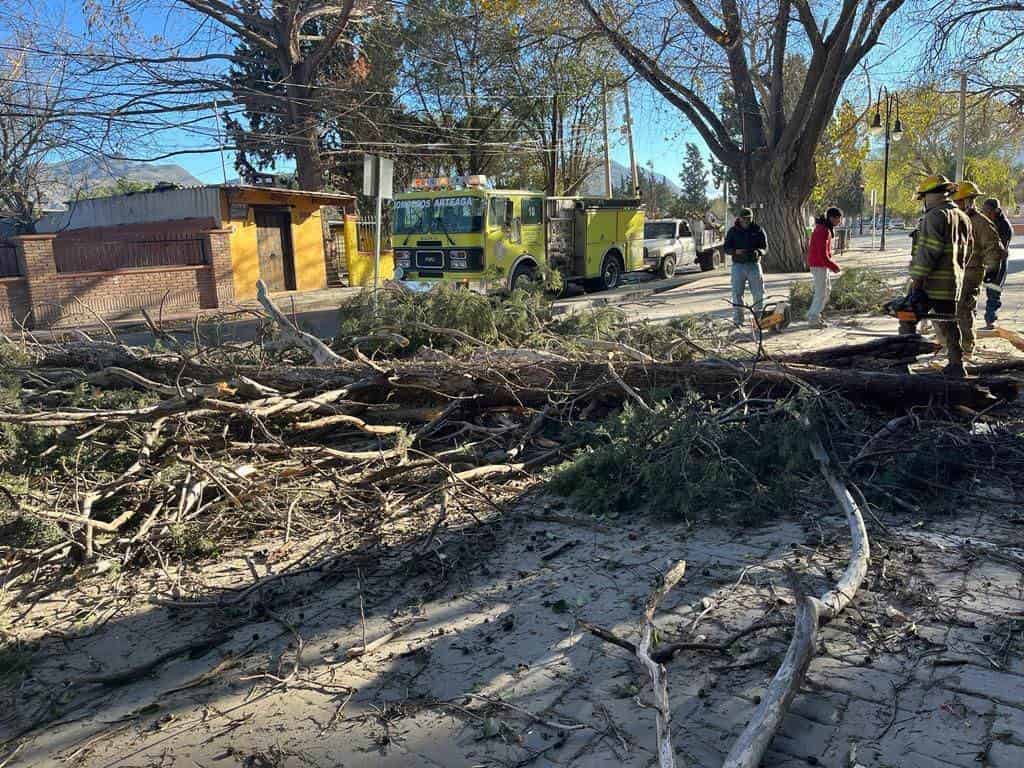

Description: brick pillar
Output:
[203,228,235,308]
[13,234,58,327]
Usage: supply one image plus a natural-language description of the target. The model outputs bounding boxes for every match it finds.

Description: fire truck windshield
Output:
[393,196,484,235]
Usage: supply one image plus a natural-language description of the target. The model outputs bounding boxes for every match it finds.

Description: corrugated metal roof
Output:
[36,183,355,233]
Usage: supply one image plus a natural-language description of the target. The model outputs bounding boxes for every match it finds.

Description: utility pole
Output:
[622,82,639,197]
[549,93,559,196]
[955,71,968,181]
[602,78,612,198]
[213,100,228,184]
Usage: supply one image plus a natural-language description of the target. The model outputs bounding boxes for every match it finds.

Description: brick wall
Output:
[0,277,30,328]
[7,232,228,330]
[44,265,217,327]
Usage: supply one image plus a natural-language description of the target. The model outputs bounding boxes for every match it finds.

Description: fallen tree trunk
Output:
[32,345,1018,413]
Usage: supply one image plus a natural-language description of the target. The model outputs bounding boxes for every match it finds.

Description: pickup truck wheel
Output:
[697,250,716,272]
[658,253,677,280]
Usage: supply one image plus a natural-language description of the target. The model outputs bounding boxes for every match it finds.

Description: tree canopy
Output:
[862,83,1022,219]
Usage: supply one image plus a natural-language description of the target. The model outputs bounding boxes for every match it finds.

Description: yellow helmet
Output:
[951,180,983,201]
[915,174,956,198]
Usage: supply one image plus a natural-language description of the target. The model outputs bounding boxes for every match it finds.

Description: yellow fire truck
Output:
[391,176,645,293]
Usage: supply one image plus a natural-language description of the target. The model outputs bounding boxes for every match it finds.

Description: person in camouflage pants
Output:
[907,175,974,378]
[951,182,1005,358]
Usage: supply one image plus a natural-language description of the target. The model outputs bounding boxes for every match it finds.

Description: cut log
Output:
[773,335,941,369]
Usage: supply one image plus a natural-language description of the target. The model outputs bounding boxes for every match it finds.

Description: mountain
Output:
[41,159,202,205]
[580,159,680,197]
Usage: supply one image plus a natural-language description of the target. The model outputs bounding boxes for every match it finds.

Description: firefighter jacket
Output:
[966,209,1006,271]
[909,200,972,302]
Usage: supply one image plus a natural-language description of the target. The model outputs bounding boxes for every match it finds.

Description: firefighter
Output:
[981,197,1013,328]
[907,174,973,377]
[951,181,1003,358]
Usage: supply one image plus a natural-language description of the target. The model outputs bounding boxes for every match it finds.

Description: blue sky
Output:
[23,1,928,190]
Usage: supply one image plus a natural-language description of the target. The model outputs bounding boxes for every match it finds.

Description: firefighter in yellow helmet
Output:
[951,181,1006,357]
[907,174,973,377]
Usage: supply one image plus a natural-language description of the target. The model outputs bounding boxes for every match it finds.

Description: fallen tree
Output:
[3,286,1024,764]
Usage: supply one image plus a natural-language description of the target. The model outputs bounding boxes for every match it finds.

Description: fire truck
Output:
[391,176,646,293]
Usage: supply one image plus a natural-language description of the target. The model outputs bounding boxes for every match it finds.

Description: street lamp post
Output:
[869,87,903,251]
[858,183,866,236]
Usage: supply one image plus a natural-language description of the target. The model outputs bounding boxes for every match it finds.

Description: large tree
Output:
[170,0,362,190]
[225,9,403,192]
[580,0,907,271]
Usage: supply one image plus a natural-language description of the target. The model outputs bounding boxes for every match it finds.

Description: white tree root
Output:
[722,425,869,768]
[639,560,686,768]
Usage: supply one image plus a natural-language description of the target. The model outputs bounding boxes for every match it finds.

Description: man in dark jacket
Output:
[724,207,768,327]
[981,197,1013,328]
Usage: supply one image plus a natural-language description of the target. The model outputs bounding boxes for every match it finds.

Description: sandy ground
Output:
[3,236,1024,768]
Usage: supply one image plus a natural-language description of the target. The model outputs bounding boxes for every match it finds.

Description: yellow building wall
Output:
[220,189,330,301]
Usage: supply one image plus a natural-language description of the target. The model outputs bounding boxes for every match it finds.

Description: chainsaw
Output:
[883,294,955,323]
[754,301,792,333]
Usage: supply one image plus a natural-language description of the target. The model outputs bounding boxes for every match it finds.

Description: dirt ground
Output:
[3,237,1024,768]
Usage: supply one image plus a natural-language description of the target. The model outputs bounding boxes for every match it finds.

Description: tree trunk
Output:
[295,119,325,191]
[756,183,809,273]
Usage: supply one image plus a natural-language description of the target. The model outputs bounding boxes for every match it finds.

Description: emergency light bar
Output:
[409,175,489,191]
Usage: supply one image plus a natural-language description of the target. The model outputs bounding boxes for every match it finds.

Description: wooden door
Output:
[255,211,296,291]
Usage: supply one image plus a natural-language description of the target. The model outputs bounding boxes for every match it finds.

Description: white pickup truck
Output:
[642,218,726,279]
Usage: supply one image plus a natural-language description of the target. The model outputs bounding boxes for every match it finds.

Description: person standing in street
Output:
[806,207,844,327]
[724,207,767,327]
[907,174,973,377]
[981,197,1013,328]
[952,182,1002,358]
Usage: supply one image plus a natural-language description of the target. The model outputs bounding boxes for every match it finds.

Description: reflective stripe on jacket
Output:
[909,201,973,302]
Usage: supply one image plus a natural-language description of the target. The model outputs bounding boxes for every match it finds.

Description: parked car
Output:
[642,218,725,278]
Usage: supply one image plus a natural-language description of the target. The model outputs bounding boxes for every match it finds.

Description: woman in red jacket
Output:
[806,206,844,327]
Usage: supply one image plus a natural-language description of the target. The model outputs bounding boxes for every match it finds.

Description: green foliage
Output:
[1,341,159,471]
[789,267,894,320]
[863,83,1022,219]
[675,143,710,218]
[336,285,728,359]
[0,511,62,549]
[789,280,814,320]
[169,523,220,560]
[79,178,155,199]
[548,397,820,524]
[811,100,869,213]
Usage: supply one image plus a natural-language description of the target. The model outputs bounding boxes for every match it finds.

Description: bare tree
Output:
[930,1,1024,115]
[0,27,112,231]
[579,0,907,271]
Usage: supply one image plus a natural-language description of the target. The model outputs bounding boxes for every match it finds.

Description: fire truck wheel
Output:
[598,252,623,291]
[510,262,538,292]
